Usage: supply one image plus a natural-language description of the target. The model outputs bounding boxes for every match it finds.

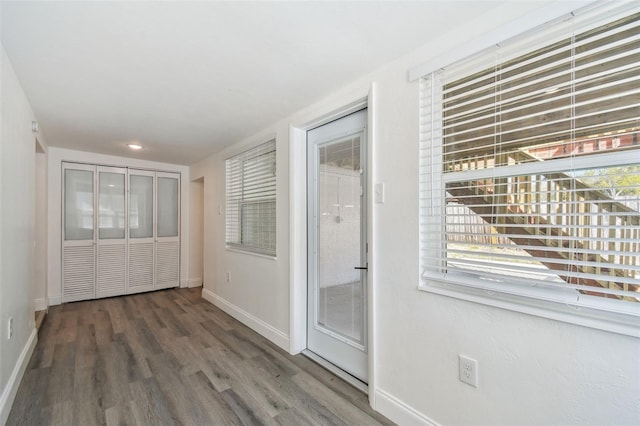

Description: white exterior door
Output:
[307,109,368,382]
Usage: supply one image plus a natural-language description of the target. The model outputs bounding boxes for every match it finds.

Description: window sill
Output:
[225,246,277,260]
[419,277,640,338]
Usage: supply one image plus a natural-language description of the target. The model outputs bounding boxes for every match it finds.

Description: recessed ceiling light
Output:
[128,143,143,150]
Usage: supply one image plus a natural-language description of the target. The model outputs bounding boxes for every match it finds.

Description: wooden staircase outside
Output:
[446,150,640,300]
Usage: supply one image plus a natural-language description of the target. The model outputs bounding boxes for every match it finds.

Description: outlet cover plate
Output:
[459,354,478,387]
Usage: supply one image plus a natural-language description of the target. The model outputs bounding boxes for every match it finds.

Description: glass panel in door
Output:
[64,169,94,241]
[317,137,364,344]
[130,175,154,238]
[157,177,179,237]
[98,172,125,239]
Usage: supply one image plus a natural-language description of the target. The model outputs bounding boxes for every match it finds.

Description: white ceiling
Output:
[2,1,507,165]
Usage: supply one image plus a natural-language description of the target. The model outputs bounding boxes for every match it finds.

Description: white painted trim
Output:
[375,388,440,426]
[201,288,289,352]
[420,284,640,338]
[34,298,47,311]
[225,247,277,260]
[0,328,38,426]
[288,125,307,355]
[365,82,377,408]
[186,278,202,288]
[48,296,62,306]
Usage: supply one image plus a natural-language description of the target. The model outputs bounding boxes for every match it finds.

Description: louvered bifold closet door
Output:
[96,166,127,298]
[156,172,180,289]
[62,162,96,302]
[128,169,155,294]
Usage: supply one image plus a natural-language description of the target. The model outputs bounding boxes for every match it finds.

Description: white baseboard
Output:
[186,278,203,288]
[0,328,38,425]
[34,298,47,311]
[48,296,61,306]
[375,388,440,426]
[201,288,289,351]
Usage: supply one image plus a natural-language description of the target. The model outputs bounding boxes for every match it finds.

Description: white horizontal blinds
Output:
[226,139,276,256]
[442,10,640,171]
[420,4,640,306]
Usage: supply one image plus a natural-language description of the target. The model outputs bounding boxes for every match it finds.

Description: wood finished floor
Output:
[7,288,393,426]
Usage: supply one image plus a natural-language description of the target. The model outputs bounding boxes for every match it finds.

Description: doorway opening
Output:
[189,177,204,288]
[34,138,47,330]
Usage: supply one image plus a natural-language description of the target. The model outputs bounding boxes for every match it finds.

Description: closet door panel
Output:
[155,172,180,289]
[128,170,155,293]
[96,167,127,298]
[62,163,96,302]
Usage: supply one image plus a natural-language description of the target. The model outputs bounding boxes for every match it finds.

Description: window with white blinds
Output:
[419,3,640,320]
[226,139,276,256]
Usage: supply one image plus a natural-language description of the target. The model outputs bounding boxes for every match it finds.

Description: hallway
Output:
[7,288,391,426]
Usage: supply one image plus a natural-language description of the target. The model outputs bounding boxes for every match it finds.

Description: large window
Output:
[419,3,640,325]
[226,139,277,256]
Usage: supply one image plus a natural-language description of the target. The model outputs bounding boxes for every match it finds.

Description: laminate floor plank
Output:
[128,377,177,426]
[5,367,49,426]
[147,351,216,426]
[6,288,393,426]
[183,371,243,426]
[220,388,277,426]
[43,400,74,426]
[105,402,137,426]
[43,342,76,408]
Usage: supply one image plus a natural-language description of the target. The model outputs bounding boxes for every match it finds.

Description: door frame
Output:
[289,82,377,404]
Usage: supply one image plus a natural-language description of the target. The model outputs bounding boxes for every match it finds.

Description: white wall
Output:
[46,147,190,305]
[191,131,291,349]
[188,179,204,287]
[0,46,40,425]
[192,1,640,425]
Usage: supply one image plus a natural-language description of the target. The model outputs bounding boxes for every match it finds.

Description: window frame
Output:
[418,3,640,337]
[225,139,277,257]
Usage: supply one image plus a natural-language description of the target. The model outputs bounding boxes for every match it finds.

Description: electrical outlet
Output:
[226,272,231,282]
[459,354,478,387]
[8,317,14,340]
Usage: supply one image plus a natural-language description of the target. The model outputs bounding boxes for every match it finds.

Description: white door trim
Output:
[288,82,377,406]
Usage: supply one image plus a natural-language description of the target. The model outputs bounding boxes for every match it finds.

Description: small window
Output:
[419,4,640,325]
[225,140,276,256]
